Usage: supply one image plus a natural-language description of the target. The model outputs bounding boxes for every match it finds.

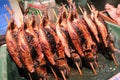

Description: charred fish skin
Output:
[67,3,85,57]
[17,24,35,73]
[57,11,83,74]
[56,15,71,58]
[6,19,22,68]
[23,19,48,79]
[44,25,69,72]
[44,25,65,59]
[83,10,100,44]
[42,12,70,78]
[91,10,108,48]
[91,7,115,54]
[67,14,84,57]
[45,25,70,77]
[24,19,44,64]
[38,25,56,66]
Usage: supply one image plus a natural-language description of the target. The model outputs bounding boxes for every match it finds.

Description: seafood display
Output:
[5,1,119,80]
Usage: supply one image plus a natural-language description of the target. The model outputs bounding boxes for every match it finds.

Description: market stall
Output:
[0,0,120,80]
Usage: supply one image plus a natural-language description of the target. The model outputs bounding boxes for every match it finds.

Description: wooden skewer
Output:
[78,6,84,14]
[87,3,92,12]
[40,78,42,80]
[66,64,71,71]
[87,2,106,13]
[75,62,83,76]
[52,8,58,20]
[63,6,68,16]
[111,53,118,66]
[94,61,99,68]
[89,62,97,75]
[49,65,58,80]
[4,4,14,16]
[28,73,32,80]
[100,10,107,13]
[4,14,9,23]
[60,70,66,80]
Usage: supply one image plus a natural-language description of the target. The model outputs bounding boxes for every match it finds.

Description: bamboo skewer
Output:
[63,6,68,16]
[66,64,71,71]
[28,73,32,80]
[52,8,58,20]
[49,65,58,80]
[87,3,92,12]
[60,70,67,80]
[4,4,14,23]
[94,61,99,68]
[111,53,118,66]
[4,4,14,16]
[87,3,106,13]
[5,14,9,23]
[61,3,68,16]
[89,62,97,75]
[75,62,83,76]
[78,6,84,14]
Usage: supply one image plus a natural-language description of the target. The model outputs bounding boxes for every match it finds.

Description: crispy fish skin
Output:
[6,20,22,68]
[17,25,34,73]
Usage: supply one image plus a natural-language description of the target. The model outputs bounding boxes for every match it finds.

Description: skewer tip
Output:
[60,70,67,80]
[87,3,92,12]
[75,62,83,76]
[111,54,118,67]
[78,6,84,14]
[52,8,58,19]
[66,64,71,71]
[89,62,97,75]
[94,61,99,68]
[4,14,9,23]
[49,65,58,80]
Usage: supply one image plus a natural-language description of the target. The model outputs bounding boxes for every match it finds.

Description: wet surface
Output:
[49,53,120,80]
[1,43,120,80]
